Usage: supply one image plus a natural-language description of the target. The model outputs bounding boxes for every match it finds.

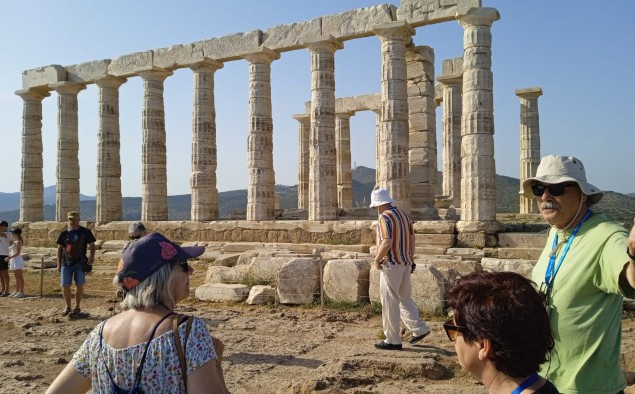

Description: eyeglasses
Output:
[443,319,467,342]
[531,183,576,197]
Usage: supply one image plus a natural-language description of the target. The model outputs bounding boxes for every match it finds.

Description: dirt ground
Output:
[1,262,634,394]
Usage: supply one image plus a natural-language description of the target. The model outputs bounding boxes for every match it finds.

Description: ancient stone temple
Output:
[16,0,509,247]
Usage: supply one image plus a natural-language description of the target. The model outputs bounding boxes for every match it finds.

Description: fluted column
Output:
[244,48,280,221]
[406,44,438,218]
[457,8,502,247]
[95,76,126,222]
[139,69,172,221]
[373,109,382,185]
[335,111,354,209]
[301,35,343,221]
[516,87,543,214]
[437,71,463,208]
[373,21,415,212]
[293,114,310,210]
[15,88,50,222]
[190,59,223,221]
[51,82,86,222]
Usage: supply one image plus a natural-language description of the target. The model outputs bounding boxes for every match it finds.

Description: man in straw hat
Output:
[369,188,430,350]
[520,154,635,393]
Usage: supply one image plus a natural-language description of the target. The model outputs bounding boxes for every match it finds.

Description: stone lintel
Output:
[262,18,322,52]
[108,50,154,77]
[372,20,415,41]
[189,58,224,73]
[15,88,50,100]
[22,65,66,90]
[515,87,543,99]
[458,7,500,28]
[322,4,397,40]
[437,73,463,85]
[66,59,112,84]
[153,43,205,70]
[397,0,481,27]
[49,81,86,95]
[242,46,281,63]
[197,30,262,62]
[301,35,344,52]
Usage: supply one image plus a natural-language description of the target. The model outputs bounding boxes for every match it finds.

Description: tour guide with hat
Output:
[370,188,430,350]
[521,155,635,393]
[46,232,230,394]
[56,211,96,317]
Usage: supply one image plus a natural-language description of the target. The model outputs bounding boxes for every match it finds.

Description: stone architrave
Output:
[293,114,310,210]
[301,35,343,221]
[437,59,463,209]
[456,8,503,247]
[243,47,280,221]
[190,59,223,221]
[50,82,86,222]
[95,76,126,222]
[406,45,438,218]
[373,21,415,212]
[139,69,173,221]
[335,111,354,209]
[16,88,50,222]
[516,87,543,214]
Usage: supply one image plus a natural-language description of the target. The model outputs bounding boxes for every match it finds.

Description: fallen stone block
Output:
[277,258,321,305]
[195,283,249,303]
[323,259,370,303]
[246,285,276,305]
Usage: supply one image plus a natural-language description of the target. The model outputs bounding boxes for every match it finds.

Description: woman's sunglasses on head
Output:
[531,182,577,197]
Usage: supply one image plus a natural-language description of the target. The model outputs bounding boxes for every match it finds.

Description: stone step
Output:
[414,233,455,247]
[496,247,543,260]
[498,233,547,248]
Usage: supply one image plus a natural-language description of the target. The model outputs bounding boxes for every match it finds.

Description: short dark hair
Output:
[447,271,553,378]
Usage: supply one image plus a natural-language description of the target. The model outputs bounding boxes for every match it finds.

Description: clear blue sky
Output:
[1,1,633,197]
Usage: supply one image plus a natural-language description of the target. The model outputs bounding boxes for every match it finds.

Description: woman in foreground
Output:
[445,271,559,393]
[47,232,229,393]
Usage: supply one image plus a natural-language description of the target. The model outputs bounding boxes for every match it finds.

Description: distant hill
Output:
[1,166,633,226]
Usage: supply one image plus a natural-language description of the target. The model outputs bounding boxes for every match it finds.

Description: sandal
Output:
[61,307,72,316]
[70,308,82,317]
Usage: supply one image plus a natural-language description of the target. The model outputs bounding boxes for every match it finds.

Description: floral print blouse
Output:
[72,316,216,393]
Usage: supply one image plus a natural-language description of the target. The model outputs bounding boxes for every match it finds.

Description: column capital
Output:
[293,113,310,122]
[138,68,173,81]
[242,47,280,64]
[95,76,127,89]
[515,87,543,99]
[434,83,443,106]
[190,58,224,73]
[373,21,415,42]
[15,88,50,101]
[437,73,463,85]
[50,81,86,95]
[335,111,355,120]
[301,35,343,52]
[458,7,500,28]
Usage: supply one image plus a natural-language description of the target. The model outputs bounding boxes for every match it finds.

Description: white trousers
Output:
[379,264,429,345]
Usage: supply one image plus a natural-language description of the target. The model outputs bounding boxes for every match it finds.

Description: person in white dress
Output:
[5,228,25,298]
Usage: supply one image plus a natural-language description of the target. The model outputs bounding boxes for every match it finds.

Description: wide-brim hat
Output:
[369,188,394,208]
[117,232,205,291]
[519,155,604,204]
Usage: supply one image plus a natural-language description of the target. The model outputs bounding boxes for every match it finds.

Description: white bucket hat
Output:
[369,188,394,208]
[519,155,604,204]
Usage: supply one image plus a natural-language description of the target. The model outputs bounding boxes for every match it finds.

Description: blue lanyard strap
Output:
[511,372,539,394]
[544,210,592,293]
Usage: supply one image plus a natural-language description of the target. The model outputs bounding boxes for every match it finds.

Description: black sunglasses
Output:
[443,319,467,342]
[531,182,576,197]
[176,259,191,273]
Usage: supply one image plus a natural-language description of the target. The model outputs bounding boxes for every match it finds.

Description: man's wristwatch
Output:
[628,247,635,261]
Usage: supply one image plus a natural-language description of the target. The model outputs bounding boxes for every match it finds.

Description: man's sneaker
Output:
[374,341,402,350]
[13,292,26,299]
[409,331,430,344]
[8,291,18,298]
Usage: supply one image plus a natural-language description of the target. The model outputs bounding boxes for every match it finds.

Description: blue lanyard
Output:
[544,210,592,294]
[511,372,539,394]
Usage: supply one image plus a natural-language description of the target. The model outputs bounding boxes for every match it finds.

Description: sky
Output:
[1,1,634,198]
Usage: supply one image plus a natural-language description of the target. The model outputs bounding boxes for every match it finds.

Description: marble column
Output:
[15,88,50,222]
[244,48,280,221]
[457,8,502,247]
[139,69,172,221]
[190,59,223,221]
[335,111,354,209]
[372,109,382,186]
[51,82,86,222]
[516,87,543,214]
[373,21,415,212]
[95,76,126,222]
[406,44,438,218]
[301,35,343,221]
[293,114,310,210]
[437,70,463,209]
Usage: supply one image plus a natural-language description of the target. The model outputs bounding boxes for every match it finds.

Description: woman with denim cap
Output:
[445,271,559,393]
[47,232,229,394]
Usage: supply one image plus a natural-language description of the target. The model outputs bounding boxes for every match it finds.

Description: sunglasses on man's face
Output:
[443,319,467,342]
[531,182,576,197]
